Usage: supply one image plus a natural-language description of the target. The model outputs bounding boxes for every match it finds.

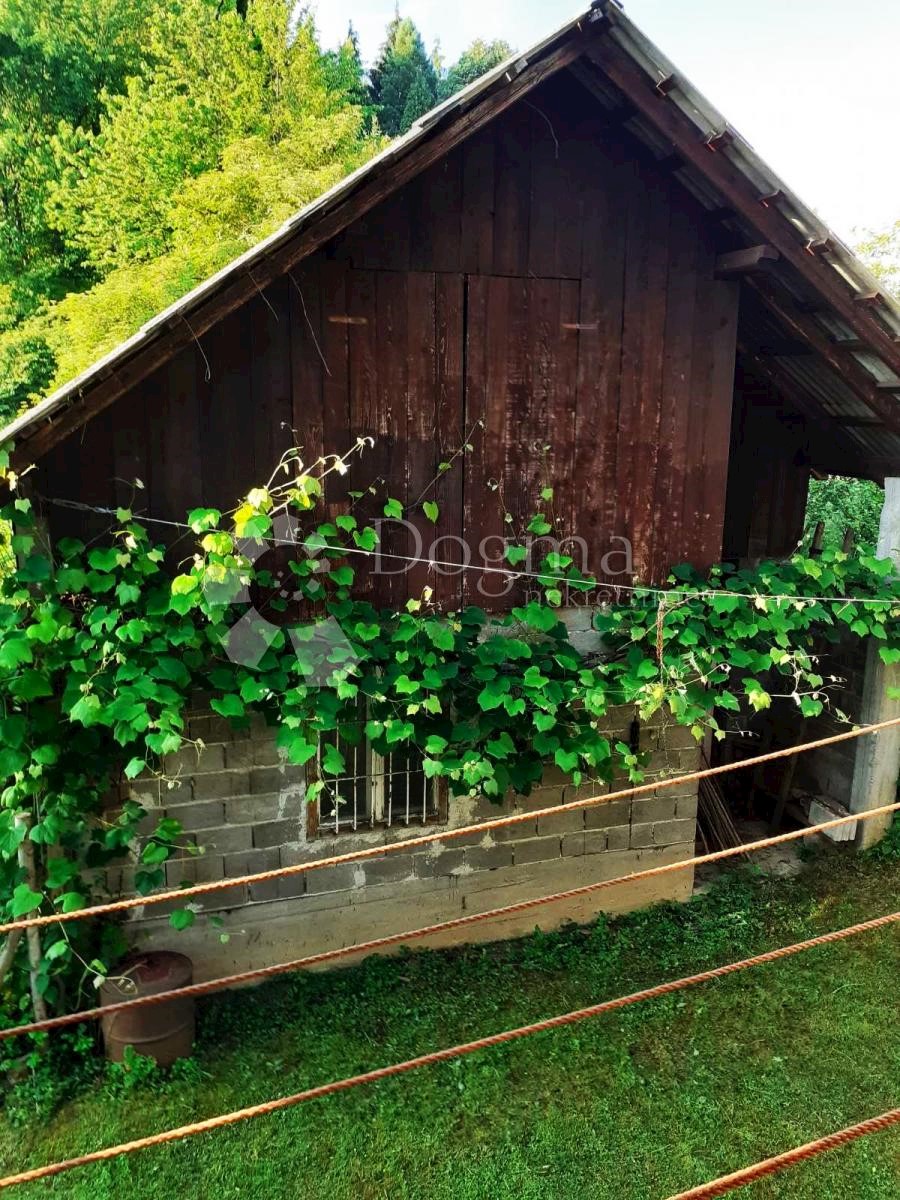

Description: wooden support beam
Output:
[705,127,734,153]
[715,245,779,278]
[742,275,900,438]
[736,343,875,476]
[568,59,635,123]
[757,342,814,359]
[837,336,900,353]
[836,416,883,428]
[850,477,900,849]
[584,38,900,375]
[805,237,835,256]
[708,206,736,224]
[855,291,886,309]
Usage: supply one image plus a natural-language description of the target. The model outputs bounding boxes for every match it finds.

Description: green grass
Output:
[2,848,899,1199]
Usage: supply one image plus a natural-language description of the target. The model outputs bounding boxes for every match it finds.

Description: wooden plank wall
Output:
[36,72,740,607]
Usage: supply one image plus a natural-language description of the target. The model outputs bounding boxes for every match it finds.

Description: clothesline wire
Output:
[1,910,897,1190]
[2,712,900,938]
[2,796,897,1044]
[38,494,900,608]
[662,1107,900,1200]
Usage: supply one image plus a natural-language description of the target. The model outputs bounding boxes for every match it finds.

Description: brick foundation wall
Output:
[112,701,700,980]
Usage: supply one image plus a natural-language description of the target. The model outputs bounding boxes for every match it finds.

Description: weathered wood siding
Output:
[37,73,739,603]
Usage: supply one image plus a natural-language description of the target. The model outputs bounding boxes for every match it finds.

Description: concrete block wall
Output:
[112,697,701,980]
[795,631,867,804]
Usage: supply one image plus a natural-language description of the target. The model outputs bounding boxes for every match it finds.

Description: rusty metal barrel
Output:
[100,951,195,1066]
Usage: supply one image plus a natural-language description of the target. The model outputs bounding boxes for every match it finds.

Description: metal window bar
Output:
[318,701,372,833]
[317,708,438,833]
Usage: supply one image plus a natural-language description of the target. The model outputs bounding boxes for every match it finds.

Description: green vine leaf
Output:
[425,622,454,652]
[70,693,102,726]
[321,744,346,775]
[329,565,354,587]
[172,574,200,596]
[478,677,511,711]
[11,670,53,700]
[87,547,124,573]
[554,748,579,774]
[527,515,552,536]
[11,884,43,918]
[282,735,317,766]
[188,508,222,534]
[211,694,245,720]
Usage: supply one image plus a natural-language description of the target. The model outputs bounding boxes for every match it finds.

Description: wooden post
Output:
[850,478,900,849]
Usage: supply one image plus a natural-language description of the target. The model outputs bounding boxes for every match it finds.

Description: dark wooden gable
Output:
[37,72,740,603]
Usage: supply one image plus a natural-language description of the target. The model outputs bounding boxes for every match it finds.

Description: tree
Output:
[0,0,382,420]
[0,0,153,316]
[369,12,437,137]
[400,70,436,131]
[439,38,513,101]
[856,221,900,301]
[48,0,268,272]
[324,23,373,123]
[804,475,883,549]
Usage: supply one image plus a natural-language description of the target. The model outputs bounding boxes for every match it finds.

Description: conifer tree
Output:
[440,38,513,101]
[369,10,437,136]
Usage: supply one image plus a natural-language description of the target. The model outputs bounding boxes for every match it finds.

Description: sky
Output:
[312,0,900,243]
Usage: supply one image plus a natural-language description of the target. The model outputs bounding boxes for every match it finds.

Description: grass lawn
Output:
[2,846,899,1199]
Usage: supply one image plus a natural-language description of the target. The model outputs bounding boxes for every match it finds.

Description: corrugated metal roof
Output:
[1,0,897,468]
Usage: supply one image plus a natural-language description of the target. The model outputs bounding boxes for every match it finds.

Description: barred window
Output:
[312,707,442,835]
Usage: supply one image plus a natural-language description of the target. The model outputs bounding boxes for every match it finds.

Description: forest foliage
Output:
[0,0,511,422]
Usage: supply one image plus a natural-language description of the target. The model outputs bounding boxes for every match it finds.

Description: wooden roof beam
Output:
[742,275,900,438]
[805,236,835,257]
[584,37,900,375]
[737,345,883,478]
[705,127,735,154]
[757,342,814,359]
[715,245,779,279]
[835,336,900,352]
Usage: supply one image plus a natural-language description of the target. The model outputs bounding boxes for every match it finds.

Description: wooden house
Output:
[2,2,898,974]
